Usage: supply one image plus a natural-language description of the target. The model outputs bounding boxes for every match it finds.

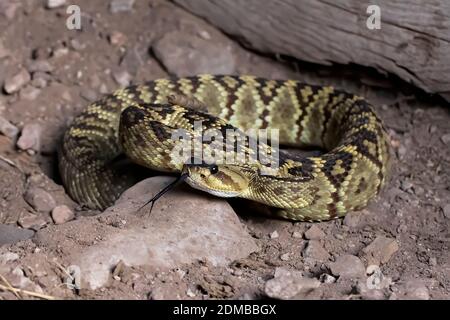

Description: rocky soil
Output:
[0,0,448,300]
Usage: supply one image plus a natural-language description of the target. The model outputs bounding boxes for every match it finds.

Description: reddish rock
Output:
[51,205,75,224]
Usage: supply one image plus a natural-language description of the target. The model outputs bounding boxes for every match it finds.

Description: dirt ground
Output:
[0,0,448,300]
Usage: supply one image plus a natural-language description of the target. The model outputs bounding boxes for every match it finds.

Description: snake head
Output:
[183,163,250,198]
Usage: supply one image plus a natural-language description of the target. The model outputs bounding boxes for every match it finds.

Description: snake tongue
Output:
[139,173,189,213]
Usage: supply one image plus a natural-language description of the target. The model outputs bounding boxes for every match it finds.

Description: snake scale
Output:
[59,75,390,221]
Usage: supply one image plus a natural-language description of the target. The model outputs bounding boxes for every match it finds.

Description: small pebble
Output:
[302,240,330,262]
[264,267,320,299]
[99,84,109,94]
[4,68,31,94]
[355,281,386,300]
[428,257,437,266]
[113,70,131,87]
[399,280,430,300]
[149,287,165,300]
[292,231,302,238]
[334,233,344,240]
[175,269,186,279]
[31,77,48,89]
[80,88,98,102]
[304,225,325,240]
[32,47,52,60]
[46,0,66,9]
[362,236,399,265]
[280,253,290,261]
[18,214,47,230]
[53,47,69,58]
[109,31,127,46]
[442,204,450,219]
[0,252,20,264]
[319,273,336,284]
[397,145,407,159]
[27,60,54,73]
[428,125,437,134]
[110,0,135,13]
[24,187,56,213]
[365,265,392,290]
[51,205,75,224]
[19,86,41,101]
[33,70,52,81]
[0,116,19,139]
[269,230,279,239]
[0,41,10,58]
[233,269,243,276]
[10,267,34,288]
[397,224,408,234]
[440,133,450,145]
[343,211,362,227]
[70,39,85,51]
[17,123,42,151]
[197,30,211,40]
[400,180,413,192]
[329,254,365,278]
[238,293,255,300]
[186,288,196,297]
[0,1,20,19]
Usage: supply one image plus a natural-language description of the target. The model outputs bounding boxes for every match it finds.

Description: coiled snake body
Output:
[59,75,390,221]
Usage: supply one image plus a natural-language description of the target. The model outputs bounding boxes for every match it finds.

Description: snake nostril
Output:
[200,174,206,179]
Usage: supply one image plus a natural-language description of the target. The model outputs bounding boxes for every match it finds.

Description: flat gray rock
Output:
[35,177,258,289]
[0,224,35,246]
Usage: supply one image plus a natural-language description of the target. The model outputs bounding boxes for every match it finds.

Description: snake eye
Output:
[210,165,219,174]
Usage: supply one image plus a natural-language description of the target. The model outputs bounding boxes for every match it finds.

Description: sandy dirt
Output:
[0,0,448,300]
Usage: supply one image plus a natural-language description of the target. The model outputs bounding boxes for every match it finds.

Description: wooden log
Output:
[175,0,450,102]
